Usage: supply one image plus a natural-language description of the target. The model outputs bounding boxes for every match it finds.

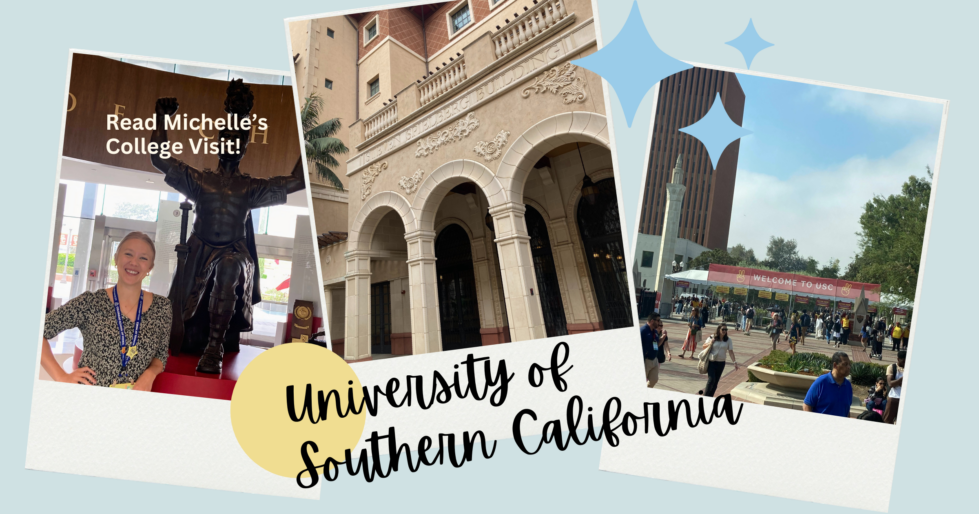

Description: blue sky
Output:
[725,73,944,266]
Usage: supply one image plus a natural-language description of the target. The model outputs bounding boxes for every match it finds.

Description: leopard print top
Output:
[44,289,172,386]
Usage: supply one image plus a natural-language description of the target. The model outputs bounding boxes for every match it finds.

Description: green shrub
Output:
[758,351,831,375]
[850,361,888,386]
[758,350,791,368]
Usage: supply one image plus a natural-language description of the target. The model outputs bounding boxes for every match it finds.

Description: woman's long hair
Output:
[713,323,728,341]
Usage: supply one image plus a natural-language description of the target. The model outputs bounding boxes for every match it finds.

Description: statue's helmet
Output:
[219,79,254,163]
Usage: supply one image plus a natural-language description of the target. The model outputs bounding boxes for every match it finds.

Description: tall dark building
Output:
[637,68,745,250]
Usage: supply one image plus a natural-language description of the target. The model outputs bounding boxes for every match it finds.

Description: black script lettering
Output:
[528,342,573,391]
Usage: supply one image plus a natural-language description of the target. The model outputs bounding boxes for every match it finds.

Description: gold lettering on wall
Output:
[250,126,269,145]
[67,93,77,112]
[113,104,126,118]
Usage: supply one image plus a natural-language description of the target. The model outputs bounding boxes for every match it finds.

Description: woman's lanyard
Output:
[112,287,143,384]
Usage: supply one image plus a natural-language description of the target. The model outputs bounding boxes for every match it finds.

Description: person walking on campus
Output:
[832,315,843,347]
[679,308,704,359]
[891,322,903,352]
[840,312,851,347]
[745,305,754,335]
[871,322,885,359]
[901,324,910,350]
[699,323,739,397]
[815,313,825,338]
[788,314,802,355]
[800,310,810,346]
[883,351,906,424]
[770,311,784,351]
[860,323,870,353]
[641,313,671,388]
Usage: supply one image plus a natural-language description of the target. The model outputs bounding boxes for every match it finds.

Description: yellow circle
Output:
[230,343,365,479]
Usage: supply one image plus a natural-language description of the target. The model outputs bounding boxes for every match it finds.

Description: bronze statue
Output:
[150,79,305,373]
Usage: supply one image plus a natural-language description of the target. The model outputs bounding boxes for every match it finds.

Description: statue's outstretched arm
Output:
[285,157,307,194]
[150,97,180,173]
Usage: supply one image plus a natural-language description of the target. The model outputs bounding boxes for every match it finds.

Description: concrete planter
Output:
[748,364,825,391]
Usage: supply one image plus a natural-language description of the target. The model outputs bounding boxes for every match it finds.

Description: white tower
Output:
[654,155,686,315]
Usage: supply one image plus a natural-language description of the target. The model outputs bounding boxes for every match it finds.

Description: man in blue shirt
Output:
[641,313,662,388]
[803,351,853,417]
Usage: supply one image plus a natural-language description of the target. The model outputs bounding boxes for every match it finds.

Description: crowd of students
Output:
[645,294,910,424]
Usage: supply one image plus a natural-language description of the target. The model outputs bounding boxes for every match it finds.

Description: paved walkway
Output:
[652,318,899,396]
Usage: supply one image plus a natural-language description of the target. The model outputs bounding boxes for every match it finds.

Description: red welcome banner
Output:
[795,295,810,303]
[837,301,854,310]
[893,307,908,315]
[815,298,831,307]
[676,281,690,288]
[706,265,880,302]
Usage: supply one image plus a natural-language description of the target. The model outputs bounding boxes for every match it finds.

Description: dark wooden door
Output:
[577,179,634,330]
[525,205,568,337]
[370,282,391,354]
[435,225,482,351]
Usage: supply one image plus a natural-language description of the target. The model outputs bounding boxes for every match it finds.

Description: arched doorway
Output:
[525,205,568,337]
[435,224,482,351]
[577,178,633,329]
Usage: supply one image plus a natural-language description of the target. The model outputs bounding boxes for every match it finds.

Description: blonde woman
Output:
[39,232,172,390]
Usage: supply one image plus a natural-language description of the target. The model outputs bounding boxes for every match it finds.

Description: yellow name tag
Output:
[110,383,133,390]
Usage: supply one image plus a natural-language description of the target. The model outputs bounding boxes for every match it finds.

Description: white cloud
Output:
[727,137,938,266]
[809,87,943,125]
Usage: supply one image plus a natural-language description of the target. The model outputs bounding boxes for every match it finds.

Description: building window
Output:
[641,251,655,268]
[324,79,333,90]
[326,28,335,38]
[449,3,472,35]
[364,16,379,45]
[368,78,380,98]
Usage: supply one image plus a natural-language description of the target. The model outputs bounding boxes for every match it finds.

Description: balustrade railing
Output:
[364,100,398,140]
[420,58,468,106]
[491,0,569,59]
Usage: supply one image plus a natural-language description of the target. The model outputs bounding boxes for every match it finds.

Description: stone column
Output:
[343,251,372,360]
[654,156,687,316]
[490,202,547,341]
[405,230,441,354]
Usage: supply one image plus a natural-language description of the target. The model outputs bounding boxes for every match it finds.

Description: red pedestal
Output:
[150,345,266,401]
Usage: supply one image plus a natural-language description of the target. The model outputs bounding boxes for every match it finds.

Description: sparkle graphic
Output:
[678,93,752,169]
[571,1,691,126]
[725,19,773,69]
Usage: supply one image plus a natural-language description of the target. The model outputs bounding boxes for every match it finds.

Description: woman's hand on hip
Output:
[60,367,96,385]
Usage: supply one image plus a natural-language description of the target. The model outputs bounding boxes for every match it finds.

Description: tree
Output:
[112,202,156,221]
[301,93,347,190]
[728,244,757,265]
[849,167,931,303]
[818,258,841,279]
[688,248,737,270]
[763,236,806,272]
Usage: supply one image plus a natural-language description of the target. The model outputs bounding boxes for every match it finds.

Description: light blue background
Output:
[2,1,972,512]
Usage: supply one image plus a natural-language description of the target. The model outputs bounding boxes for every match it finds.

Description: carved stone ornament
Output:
[520,62,588,104]
[398,169,425,195]
[473,129,510,161]
[361,161,388,200]
[415,112,480,158]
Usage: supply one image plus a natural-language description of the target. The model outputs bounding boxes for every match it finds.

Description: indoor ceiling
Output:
[59,157,309,207]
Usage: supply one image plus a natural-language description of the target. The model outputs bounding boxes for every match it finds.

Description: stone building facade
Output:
[291,0,633,361]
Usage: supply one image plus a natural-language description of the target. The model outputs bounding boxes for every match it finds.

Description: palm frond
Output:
[301,93,349,193]
[314,162,344,190]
